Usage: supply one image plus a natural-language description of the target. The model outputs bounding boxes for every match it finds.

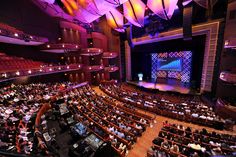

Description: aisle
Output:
[127,116,159,157]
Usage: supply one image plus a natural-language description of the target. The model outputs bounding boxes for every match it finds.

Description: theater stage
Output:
[127,80,191,94]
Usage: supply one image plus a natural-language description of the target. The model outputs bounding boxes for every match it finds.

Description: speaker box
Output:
[183,5,193,41]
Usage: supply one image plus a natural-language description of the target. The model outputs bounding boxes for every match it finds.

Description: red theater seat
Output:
[0,52,44,72]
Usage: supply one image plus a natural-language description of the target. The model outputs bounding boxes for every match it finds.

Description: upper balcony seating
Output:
[0,52,43,72]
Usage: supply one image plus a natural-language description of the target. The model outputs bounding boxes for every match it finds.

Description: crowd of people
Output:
[1,81,235,157]
[58,84,153,156]
[148,121,236,157]
[0,82,76,155]
[99,84,227,129]
[0,82,153,157]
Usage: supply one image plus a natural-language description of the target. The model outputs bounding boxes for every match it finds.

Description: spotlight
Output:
[62,44,65,48]
[47,45,50,48]
[89,67,92,70]
[100,66,103,69]
[58,67,61,70]
[28,70,32,74]
[76,45,78,48]
[14,33,18,37]
[39,69,43,72]
[88,49,90,52]
[49,68,52,71]
[67,66,70,69]
[58,37,61,40]
[16,71,20,76]
[78,65,81,68]
[30,36,33,39]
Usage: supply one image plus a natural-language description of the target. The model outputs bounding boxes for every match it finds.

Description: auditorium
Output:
[0,0,236,157]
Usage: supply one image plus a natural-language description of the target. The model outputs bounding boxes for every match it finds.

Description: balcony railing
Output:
[0,64,83,82]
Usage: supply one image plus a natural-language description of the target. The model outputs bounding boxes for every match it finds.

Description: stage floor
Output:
[127,80,190,94]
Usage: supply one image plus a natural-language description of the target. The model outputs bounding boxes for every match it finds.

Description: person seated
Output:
[163,121,170,127]
[109,134,114,140]
[211,147,223,155]
[170,143,179,153]
[140,118,147,124]
[185,127,192,132]
[147,146,157,157]
[191,152,199,157]
[161,138,170,149]
[118,143,126,152]
[135,123,143,130]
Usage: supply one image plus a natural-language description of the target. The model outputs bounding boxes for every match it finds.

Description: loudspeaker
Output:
[183,4,193,41]
[126,24,134,48]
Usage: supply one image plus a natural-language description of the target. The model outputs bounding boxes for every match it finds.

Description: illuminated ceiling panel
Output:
[106,8,125,32]
[33,0,128,23]
[123,0,146,27]
[147,0,178,20]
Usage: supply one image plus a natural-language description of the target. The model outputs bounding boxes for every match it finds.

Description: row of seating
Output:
[148,121,236,157]
[0,52,43,72]
[0,82,76,156]
[63,85,152,156]
[99,83,226,129]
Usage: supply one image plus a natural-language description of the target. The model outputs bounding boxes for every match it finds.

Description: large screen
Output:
[157,58,182,71]
[151,51,192,83]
